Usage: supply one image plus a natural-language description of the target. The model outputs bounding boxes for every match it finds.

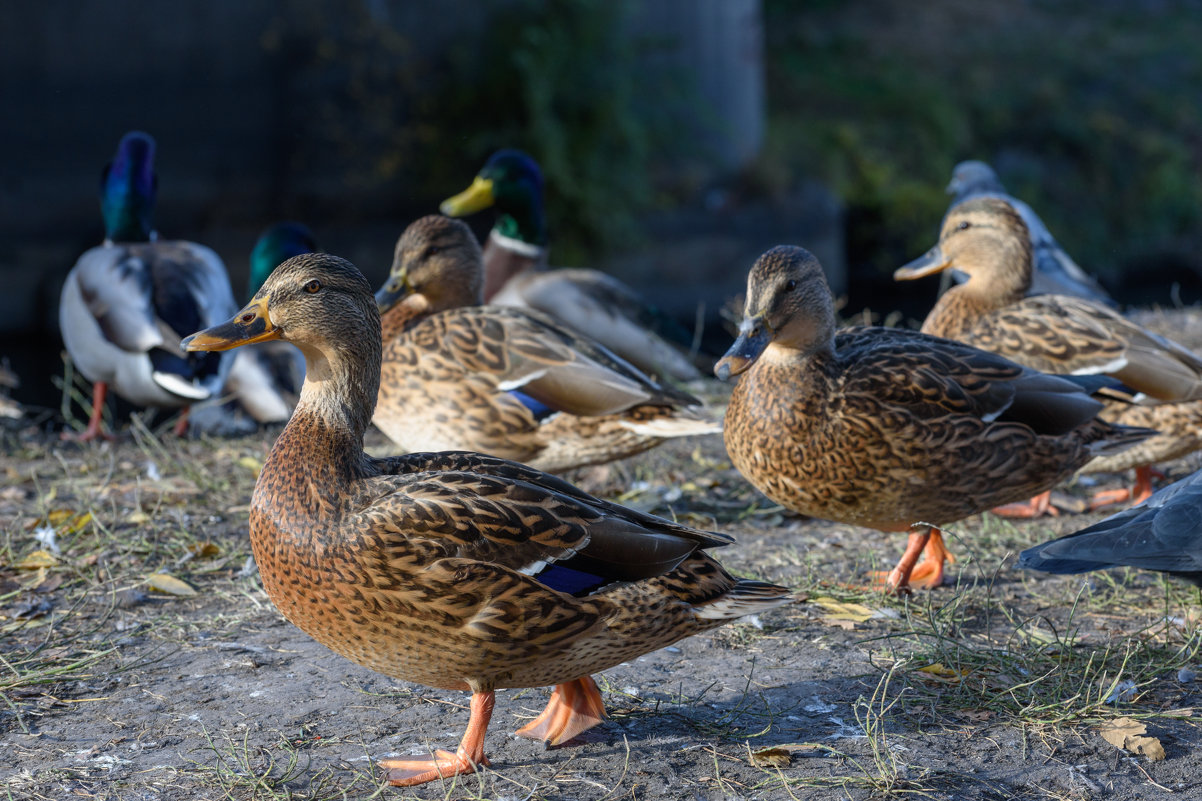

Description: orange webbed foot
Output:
[991,491,1056,519]
[515,676,607,746]
[379,749,487,786]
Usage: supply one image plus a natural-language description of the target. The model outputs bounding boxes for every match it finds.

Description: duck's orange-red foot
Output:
[991,490,1056,519]
[868,526,954,593]
[380,690,494,786]
[172,406,192,438]
[61,381,115,442]
[515,676,607,746]
[1089,465,1160,511]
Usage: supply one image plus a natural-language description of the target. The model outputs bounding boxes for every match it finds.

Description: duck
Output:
[223,222,316,424]
[373,215,720,472]
[944,160,1114,305]
[439,149,703,381]
[1019,465,1202,586]
[896,196,1202,509]
[0,359,19,419]
[716,245,1153,594]
[181,252,793,786]
[58,131,237,441]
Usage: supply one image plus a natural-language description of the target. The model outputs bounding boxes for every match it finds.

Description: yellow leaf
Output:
[126,510,150,525]
[47,509,73,526]
[1099,717,1166,762]
[916,663,967,683]
[750,743,823,768]
[188,542,221,559]
[813,596,877,623]
[145,573,198,597]
[15,550,59,569]
[63,511,93,534]
[237,456,263,477]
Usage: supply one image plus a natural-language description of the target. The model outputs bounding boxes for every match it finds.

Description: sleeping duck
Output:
[58,131,236,440]
[373,215,720,472]
[182,252,792,786]
[440,149,703,381]
[897,196,1202,510]
[718,246,1152,593]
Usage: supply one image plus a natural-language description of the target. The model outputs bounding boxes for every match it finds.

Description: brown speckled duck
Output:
[373,215,720,472]
[717,246,1152,593]
[896,196,1202,509]
[181,253,792,787]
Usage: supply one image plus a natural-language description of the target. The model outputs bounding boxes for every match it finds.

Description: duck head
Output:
[716,246,837,380]
[894,197,1033,299]
[101,131,157,243]
[375,216,483,318]
[440,149,547,246]
[946,160,1004,197]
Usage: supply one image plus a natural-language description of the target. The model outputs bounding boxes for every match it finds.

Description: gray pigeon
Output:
[1018,468,1202,585]
[945,160,1115,306]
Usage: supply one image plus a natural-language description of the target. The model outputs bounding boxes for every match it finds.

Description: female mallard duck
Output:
[373,215,720,472]
[223,222,316,424]
[1019,465,1202,586]
[182,252,792,786]
[896,196,1202,509]
[58,131,237,441]
[439,149,703,381]
[717,246,1152,593]
[944,161,1113,305]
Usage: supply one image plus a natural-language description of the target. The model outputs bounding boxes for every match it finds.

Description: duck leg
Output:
[172,406,191,438]
[379,690,494,786]
[61,381,115,442]
[905,528,955,589]
[514,676,607,746]
[1088,466,1161,510]
[869,525,944,594]
[990,491,1056,519]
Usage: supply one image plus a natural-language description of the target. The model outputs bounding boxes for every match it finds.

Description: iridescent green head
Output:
[100,131,157,243]
[439,149,547,246]
[248,222,318,300]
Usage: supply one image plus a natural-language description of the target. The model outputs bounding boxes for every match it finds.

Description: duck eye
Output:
[957,221,971,231]
[423,245,440,259]
[304,279,322,294]
[784,279,797,292]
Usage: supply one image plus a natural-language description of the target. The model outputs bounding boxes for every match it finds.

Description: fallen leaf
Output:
[145,573,198,597]
[916,662,967,683]
[237,456,263,477]
[126,510,150,525]
[1099,717,1166,761]
[14,550,60,569]
[750,743,824,768]
[188,542,221,559]
[812,596,880,628]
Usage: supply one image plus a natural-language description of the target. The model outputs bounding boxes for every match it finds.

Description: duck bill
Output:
[374,274,413,313]
[893,245,952,281]
[181,296,278,352]
[714,317,771,381]
[440,176,495,217]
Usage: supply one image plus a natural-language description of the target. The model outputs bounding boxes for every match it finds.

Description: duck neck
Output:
[921,281,1020,340]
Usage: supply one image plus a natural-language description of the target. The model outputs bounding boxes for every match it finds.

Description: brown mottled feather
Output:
[374,216,719,472]
[719,246,1150,534]
[196,253,790,704]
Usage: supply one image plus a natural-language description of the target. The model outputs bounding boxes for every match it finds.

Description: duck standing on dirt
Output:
[717,245,1153,594]
[373,215,720,472]
[944,160,1113,305]
[896,196,1202,510]
[182,252,793,787]
[1019,466,1202,585]
[440,149,703,381]
[58,131,237,441]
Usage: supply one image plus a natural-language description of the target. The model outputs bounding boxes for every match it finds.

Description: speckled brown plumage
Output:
[182,252,792,786]
[373,216,719,472]
[897,196,1202,504]
[718,246,1152,592]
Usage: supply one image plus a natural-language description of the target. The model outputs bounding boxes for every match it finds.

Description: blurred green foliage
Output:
[264,0,687,264]
[761,0,1202,289]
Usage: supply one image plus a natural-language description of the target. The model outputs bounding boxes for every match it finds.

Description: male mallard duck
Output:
[223,222,316,424]
[58,131,237,441]
[373,215,720,472]
[896,196,1202,508]
[717,246,1152,593]
[945,160,1114,305]
[1019,465,1202,586]
[440,149,702,381]
[182,252,792,786]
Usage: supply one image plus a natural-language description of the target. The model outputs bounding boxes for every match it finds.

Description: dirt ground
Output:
[4,316,1202,800]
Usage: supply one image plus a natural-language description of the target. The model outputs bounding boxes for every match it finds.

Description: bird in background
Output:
[944,160,1114,306]
[896,196,1202,512]
[221,221,316,424]
[440,149,704,381]
[372,215,720,472]
[58,131,237,441]
[181,252,793,786]
[717,245,1152,594]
